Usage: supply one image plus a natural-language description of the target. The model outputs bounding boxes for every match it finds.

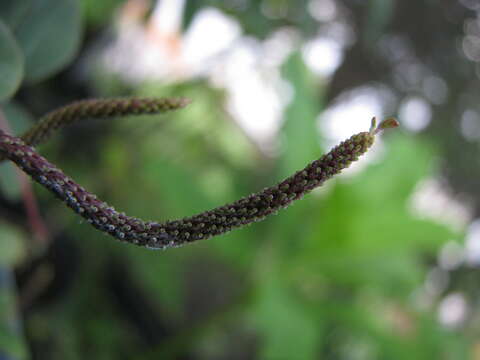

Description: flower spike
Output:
[0,117,398,250]
[22,97,191,147]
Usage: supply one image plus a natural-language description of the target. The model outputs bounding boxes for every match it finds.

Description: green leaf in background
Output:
[140,155,215,219]
[0,1,32,30]
[252,271,320,360]
[296,134,456,291]
[0,102,34,201]
[2,102,35,134]
[81,0,123,27]
[14,0,82,83]
[268,50,324,247]
[0,20,24,102]
[0,267,28,360]
[0,223,26,267]
[0,224,27,358]
[279,50,323,178]
[365,0,395,45]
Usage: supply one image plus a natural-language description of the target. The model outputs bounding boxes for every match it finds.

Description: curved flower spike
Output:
[0,117,398,250]
[0,97,190,163]
[23,97,191,146]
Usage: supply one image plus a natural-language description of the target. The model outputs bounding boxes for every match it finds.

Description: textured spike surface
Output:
[0,124,383,249]
[2,97,190,158]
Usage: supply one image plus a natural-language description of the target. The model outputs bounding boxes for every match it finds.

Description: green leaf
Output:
[279,51,324,178]
[0,102,34,201]
[267,51,324,248]
[0,1,32,29]
[293,135,457,291]
[0,223,25,267]
[365,0,395,44]
[0,267,29,360]
[252,273,320,360]
[141,155,215,219]
[14,0,82,83]
[0,162,21,202]
[81,0,123,27]
[2,101,35,134]
[0,20,24,101]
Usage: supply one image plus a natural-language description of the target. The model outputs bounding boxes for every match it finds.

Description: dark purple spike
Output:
[0,117,397,249]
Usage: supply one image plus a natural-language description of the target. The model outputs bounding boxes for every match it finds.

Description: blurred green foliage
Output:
[0,225,27,360]
[0,2,83,358]
[0,0,82,91]
[0,20,23,101]
[0,0,477,359]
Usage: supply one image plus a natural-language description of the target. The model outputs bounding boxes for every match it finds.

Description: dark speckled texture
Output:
[0,97,190,164]
[0,118,396,249]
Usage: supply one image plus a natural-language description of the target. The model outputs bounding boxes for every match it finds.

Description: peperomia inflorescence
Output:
[0,98,398,249]
[0,97,190,162]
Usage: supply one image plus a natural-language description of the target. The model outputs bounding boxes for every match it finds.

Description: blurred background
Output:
[1,0,480,359]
